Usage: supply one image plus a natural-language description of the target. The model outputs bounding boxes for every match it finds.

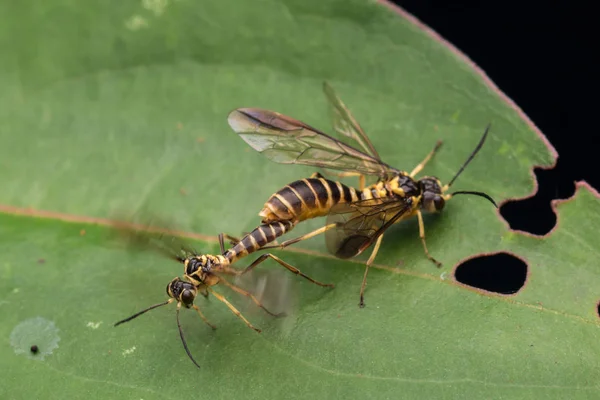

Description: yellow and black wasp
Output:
[227,82,497,307]
[113,219,333,368]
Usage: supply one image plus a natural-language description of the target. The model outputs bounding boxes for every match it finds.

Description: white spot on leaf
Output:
[122,346,137,356]
[86,321,102,329]
[125,15,149,31]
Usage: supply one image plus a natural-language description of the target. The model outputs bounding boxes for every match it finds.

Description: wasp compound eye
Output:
[433,195,445,211]
[181,289,195,306]
[422,191,435,202]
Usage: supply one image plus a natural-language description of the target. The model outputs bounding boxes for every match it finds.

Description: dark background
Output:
[392,0,595,234]
[389,1,595,293]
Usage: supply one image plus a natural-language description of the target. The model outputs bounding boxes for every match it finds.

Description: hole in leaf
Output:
[597,302,600,319]
[455,252,527,295]
[500,167,575,235]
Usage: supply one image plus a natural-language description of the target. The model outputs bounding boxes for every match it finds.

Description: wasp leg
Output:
[207,287,261,332]
[416,210,442,267]
[260,223,338,250]
[310,171,365,190]
[218,233,226,253]
[359,234,384,308]
[409,140,443,178]
[238,253,334,288]
[191,304,217,330]
[219,277,286,317]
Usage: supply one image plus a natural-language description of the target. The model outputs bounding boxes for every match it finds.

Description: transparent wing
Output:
[228,108,399,178]
[109,217,198,262]
[325,196,414,259]
[322,81,380,160]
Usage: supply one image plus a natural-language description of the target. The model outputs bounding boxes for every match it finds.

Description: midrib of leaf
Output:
[1,203,598,329]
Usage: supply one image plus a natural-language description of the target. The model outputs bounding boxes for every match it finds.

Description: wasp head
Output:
[419,177,446,213]
[166,277,198,308]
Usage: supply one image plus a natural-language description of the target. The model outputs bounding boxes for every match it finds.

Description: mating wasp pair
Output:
[115,82,496,367]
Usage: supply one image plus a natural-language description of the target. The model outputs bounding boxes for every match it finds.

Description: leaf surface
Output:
[3,1,593,399]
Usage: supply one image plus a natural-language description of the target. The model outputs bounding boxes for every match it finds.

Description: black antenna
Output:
[446,123,491,188]
[114,300,171,326]
[176,306,202,369]
[450,190,498,208]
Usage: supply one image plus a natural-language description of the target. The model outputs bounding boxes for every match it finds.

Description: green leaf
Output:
[3,0,595,399]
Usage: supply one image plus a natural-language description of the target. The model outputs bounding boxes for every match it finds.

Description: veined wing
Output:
[325,196,414,259]
[323,81,380,160]
[228,108,399,178]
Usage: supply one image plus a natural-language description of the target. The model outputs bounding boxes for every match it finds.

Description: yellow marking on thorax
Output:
[186,272,204,286]
[402,195,422,221]
[375,181,389,198]
[386,178,405,197]
[361,181,388,200]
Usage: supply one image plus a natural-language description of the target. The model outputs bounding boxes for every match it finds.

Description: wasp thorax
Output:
[166,277,197,307]
[185,256,210,276]
[419,177,445,212]
[395,174,420,198]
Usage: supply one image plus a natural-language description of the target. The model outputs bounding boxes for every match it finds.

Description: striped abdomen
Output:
[223,221,294,264]
[259,177,363,223]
